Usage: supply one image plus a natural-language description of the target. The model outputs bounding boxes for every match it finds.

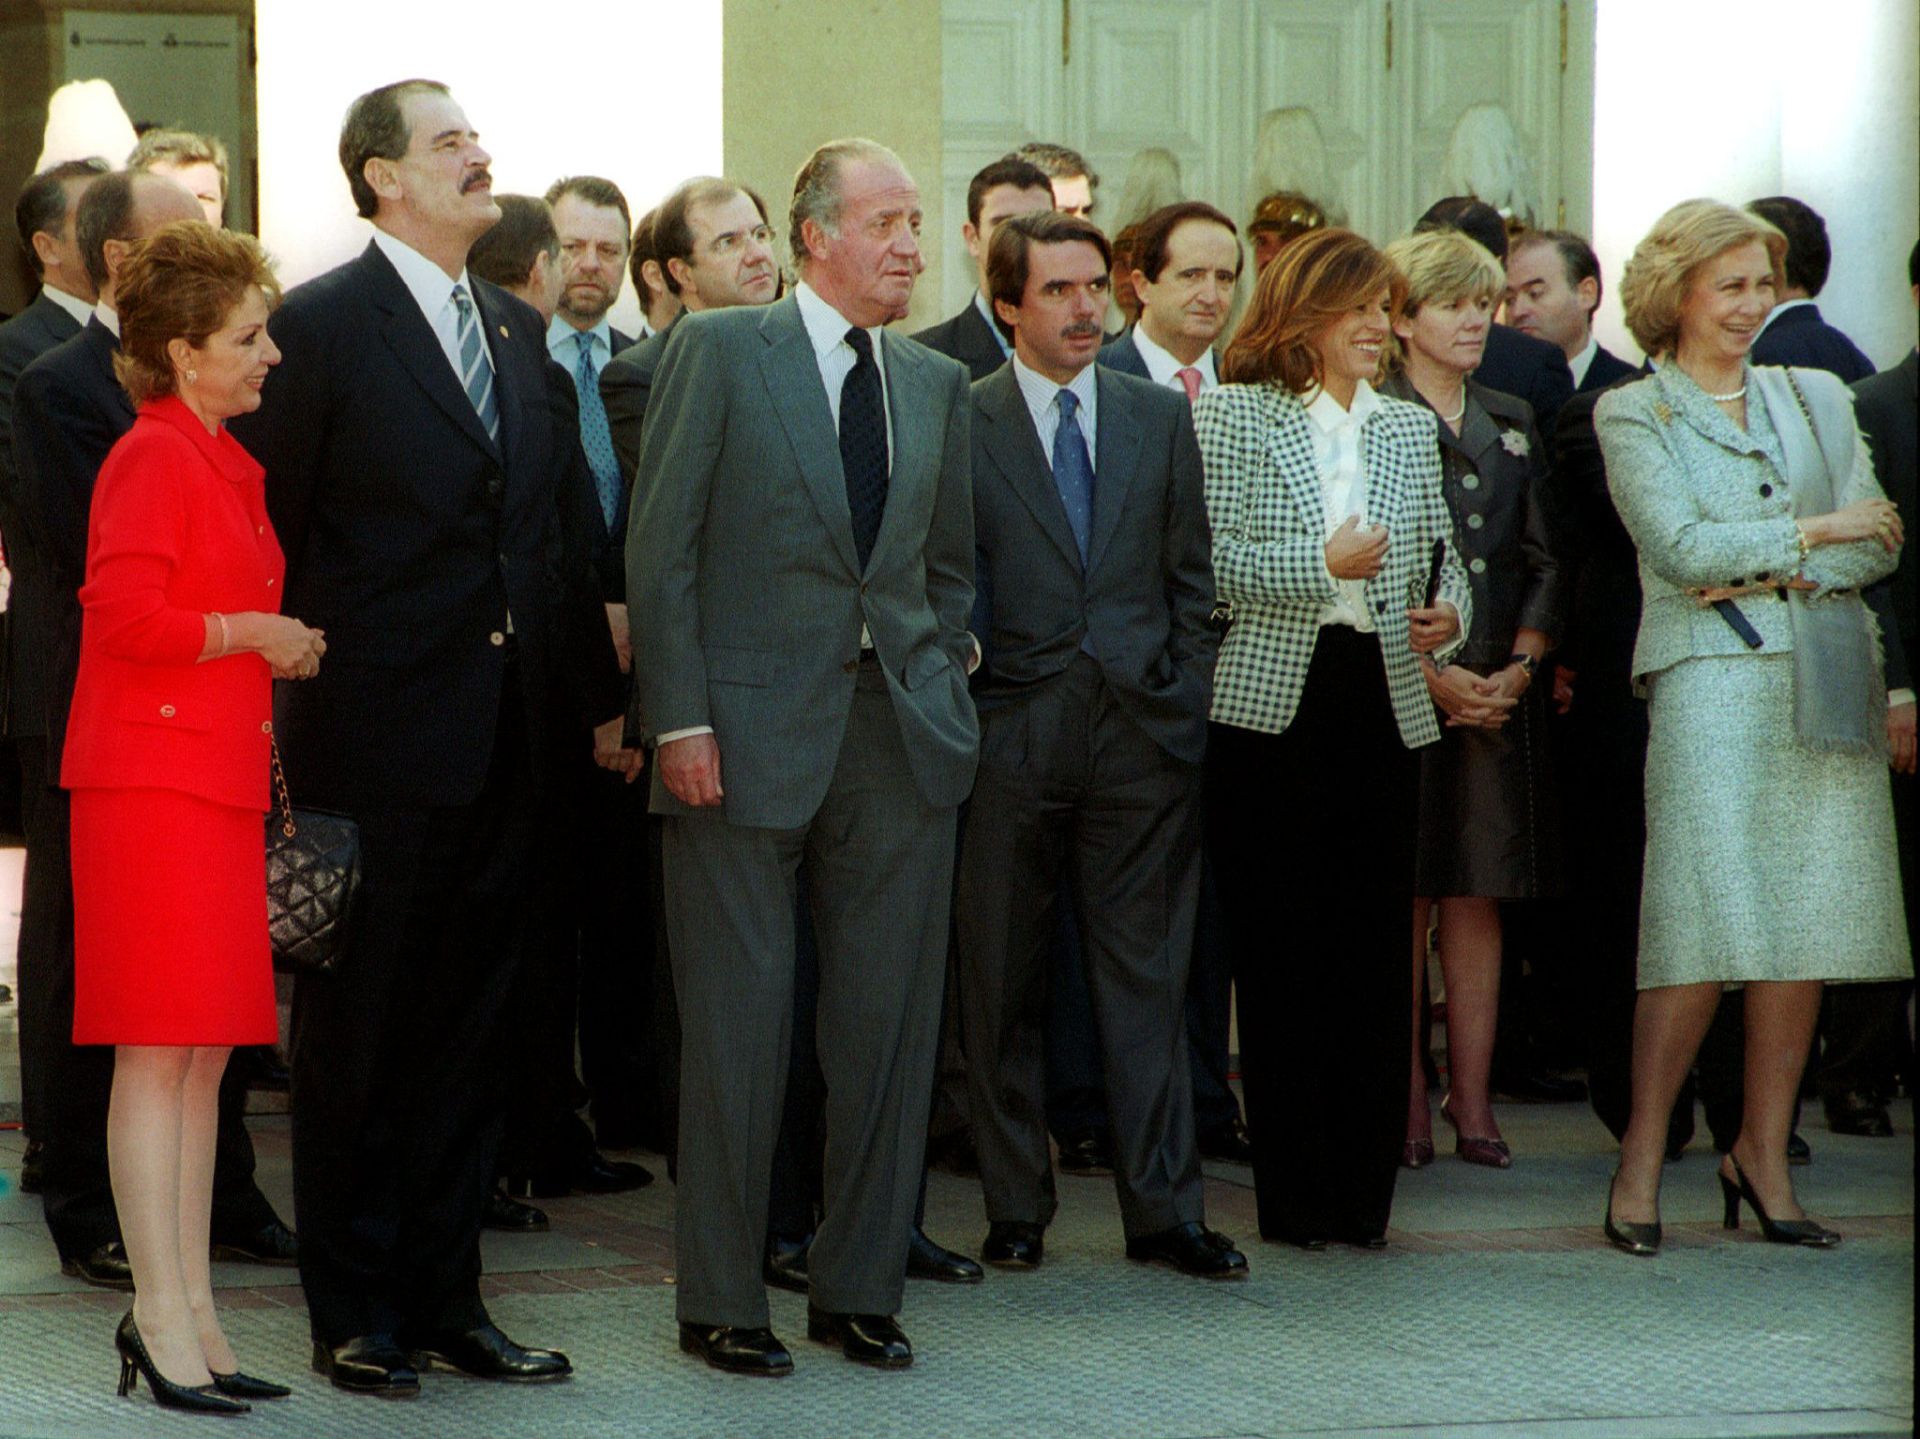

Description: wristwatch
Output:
[1507,652,1538,680]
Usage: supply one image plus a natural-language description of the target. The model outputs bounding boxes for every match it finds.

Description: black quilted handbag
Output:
[265,739,362,975]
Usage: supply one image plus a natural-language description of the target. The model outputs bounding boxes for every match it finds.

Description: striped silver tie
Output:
[451,284,500,441]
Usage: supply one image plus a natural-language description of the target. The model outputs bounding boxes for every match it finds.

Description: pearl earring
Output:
[185,368,197,384]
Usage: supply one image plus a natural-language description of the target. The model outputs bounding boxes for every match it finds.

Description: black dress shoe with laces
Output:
[209,1217,298,1266]
[484,1186,550,1233]
[1055,1132,1115,1176]
[408,1322,571,1381]
[61,1241,134,1290]
[1824,1091,1894,1137]
[806,1305,913,1368]
[1125,1221,1249,1278]
[981,1220,1045,1267]
[906,1226,983,1283]
[508,1151,654,1198]
[1198,1117,1255,1165]
[678,1322,793,1376]
[18,1139,45,1195]
[763,1232,811,1294]
[312,1335,420,1397]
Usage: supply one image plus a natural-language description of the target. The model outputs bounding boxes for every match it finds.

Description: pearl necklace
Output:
[1436,395,1467,425]
[1707,384,1748,403]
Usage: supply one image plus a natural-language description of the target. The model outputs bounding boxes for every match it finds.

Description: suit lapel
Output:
[979,367,1083,571]
[869,331,936,571]
[1654,364,1758,457]
[756,296,859,577]
[362,244,500,462]
[1262,390,1328,536]
[1087,369,1143,573]
[83,320,136,424]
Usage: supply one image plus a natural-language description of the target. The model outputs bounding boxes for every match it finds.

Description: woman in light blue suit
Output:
[1597,200,1908,1256]
[1194,228,1477,1249]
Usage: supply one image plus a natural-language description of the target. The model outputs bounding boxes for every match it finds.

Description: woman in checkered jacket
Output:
[1194,228,1474,1250]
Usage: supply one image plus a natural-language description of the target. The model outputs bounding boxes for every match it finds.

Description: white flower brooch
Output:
[1499,429,1530,457]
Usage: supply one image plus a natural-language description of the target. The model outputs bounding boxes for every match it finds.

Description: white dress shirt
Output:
[1129,324,1217,394]
[1568,334,1599,389]
[1303,380,1382,632]
[373,229,490,391]
[91,301,119,338]
[1010,354,1098,463]
[43,284,93,327]
[1755,295,1814,340]
[973,290,1013,359]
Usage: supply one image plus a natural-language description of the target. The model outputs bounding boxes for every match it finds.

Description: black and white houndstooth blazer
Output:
[1193,381,1471,747]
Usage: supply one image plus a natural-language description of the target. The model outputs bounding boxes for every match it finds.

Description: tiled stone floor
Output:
[0,1090,1910,1439]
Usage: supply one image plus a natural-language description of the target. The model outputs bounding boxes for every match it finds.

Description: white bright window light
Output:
[253,0,723,337]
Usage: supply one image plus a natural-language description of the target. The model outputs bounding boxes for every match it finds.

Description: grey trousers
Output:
[957,656,1205,1238]
[663,663,956,1327]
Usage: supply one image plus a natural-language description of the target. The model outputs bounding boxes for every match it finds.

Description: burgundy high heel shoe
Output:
[1440,1093,1512,1169]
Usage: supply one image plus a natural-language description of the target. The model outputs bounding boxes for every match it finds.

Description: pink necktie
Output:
[1176,367,1203,404]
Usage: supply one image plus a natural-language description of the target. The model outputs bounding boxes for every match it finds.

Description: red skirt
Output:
[70,786,278,1046]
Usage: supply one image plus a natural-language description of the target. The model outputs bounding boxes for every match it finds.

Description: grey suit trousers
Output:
[663,660,956,1327]
[957,656,1205,1238]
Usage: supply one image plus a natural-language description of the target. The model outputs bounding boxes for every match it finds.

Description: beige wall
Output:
[723,0,946,331]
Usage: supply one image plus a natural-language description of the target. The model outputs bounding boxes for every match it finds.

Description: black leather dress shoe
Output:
[60,1241,134,1290]
[484,1186,550,1233]
[408,1322,571,1382]
[981,1220,1045,1267]
[210,1217,299,1266]
[678,1322,793,1377]
[1125,1221,1249,1278]
[763,1232,811,1294]
[1825,1091,1894,1137]
[508,1151,655,1199]
[806,1305,912,1368]
[1198,1117,1255,1164]
[1786,1131,1813,1166]
[312,1335,420,1398]
[1055,1132,1115,1176]
[907,1226,983,1283]
[18,1139,45,1195]
[1491,1067,1588,1103]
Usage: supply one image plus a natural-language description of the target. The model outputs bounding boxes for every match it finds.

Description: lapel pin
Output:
[498,324,509,338]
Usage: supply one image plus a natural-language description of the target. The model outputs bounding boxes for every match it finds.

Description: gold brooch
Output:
[1653,402,1673,425]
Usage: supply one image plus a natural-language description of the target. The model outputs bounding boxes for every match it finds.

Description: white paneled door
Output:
[939,0,1593,316]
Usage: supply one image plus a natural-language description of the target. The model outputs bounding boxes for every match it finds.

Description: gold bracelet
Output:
[1794,521,1812,563]
[211,611,230,657]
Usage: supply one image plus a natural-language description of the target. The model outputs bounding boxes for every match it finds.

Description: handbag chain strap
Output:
[269,737,297,839]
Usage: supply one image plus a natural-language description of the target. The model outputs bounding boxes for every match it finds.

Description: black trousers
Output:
[16,741,275,1259]
[289,672,536,1344]
[1208,629,1415,1242]
[958,658,1205,1237]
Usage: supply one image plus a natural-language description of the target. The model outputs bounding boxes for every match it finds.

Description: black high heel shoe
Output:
[1602,1169,1661,1256]
[115,1311,250,1415]
[1718,1154,1841,1247]
[211,1369,292,1399]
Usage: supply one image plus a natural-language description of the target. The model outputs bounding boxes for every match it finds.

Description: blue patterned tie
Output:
[1052,388,1093,565]
[839,327,889,572]
[572,331,622,527]
[450,284,499,442]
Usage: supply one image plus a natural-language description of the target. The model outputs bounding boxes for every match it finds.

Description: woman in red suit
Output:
[62,221,326,1415]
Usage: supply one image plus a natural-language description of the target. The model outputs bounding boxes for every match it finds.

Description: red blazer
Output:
[61,396,284,811]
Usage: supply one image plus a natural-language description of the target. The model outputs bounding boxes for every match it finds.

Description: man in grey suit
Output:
[626,138,978,1376]
[958,209,1245,1280]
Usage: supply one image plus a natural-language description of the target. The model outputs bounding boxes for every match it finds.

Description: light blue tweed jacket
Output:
[1193,382,1471,746]
[1595,363,1895,687]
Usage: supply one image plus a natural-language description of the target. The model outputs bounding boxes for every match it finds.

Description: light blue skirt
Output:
[1638,653,1911,989]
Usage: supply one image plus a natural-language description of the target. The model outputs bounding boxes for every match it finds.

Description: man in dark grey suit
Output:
[911,155,1053,381]
[957,209,1244,1280]
[627,138,978,1376]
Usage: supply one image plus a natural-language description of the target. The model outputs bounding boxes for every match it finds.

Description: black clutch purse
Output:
[265,739,361,976]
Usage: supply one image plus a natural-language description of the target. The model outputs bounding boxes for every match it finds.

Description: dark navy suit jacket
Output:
[1750,302,1875,383]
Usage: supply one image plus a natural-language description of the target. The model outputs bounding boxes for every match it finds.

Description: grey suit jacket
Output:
[1596,364,1895,688]
[970,364,1216,764]
[626,294,980,828]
